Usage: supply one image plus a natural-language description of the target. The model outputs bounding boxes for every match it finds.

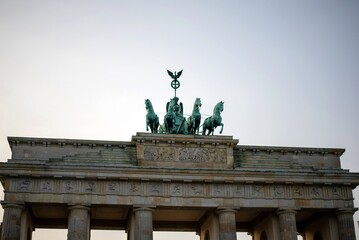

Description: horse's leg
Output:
[196,115,201,134]
[152,123,156,133]
[154,116,159,133]
[219,123,224,134]
[187,117,192,134]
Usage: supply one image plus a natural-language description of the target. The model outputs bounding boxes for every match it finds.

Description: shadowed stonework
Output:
[0,133,358,240]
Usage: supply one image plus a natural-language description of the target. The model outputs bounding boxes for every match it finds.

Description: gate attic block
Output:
[1,133,358,240]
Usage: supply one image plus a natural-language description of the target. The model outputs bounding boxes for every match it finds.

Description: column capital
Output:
[276,208,299,216]
[1,201,25,209]
[68,205,91,211]
[216,208,238,215]
[133,205,155,213]
[133,207,154,213]
[335,208,358,215]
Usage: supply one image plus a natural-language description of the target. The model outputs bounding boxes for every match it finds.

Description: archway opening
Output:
[260,231,267,240]
[313,231,323,240]
[205,230,210,240]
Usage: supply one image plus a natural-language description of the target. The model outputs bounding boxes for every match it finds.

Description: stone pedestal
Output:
[1,203,24,240]
[67,205,90,240]
[132,133,238,169]
[336,208,357,240]
[276,209,297,240]
[217,208,237,240]
[133,207,154,240]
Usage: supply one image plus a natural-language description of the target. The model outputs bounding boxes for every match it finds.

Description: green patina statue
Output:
[163,97,188,134]
[187,98,202,134]
[167,70,183,97]
[202,101,224,135]
[145,70,225,135]
[145,99,159,133]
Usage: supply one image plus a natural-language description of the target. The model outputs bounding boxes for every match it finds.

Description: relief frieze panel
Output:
[83,181,97,192]
[210,183,225,197]
[310,186,323,199]
[189,183,204,196]
[127,181,142,195]
[40,180,54,192]
[331,186,342,198]
[17,178,32,191]
[272,185,285,198]
[292,186,305,198]
[9,178,350,205]
[106,182,119,192]
[143,146,226,163]
[144,147,175,162]
[63,180,78,193]
[251,184,265,198]
[170,183,183,196]
[232,184,244,197]
[148,182,163,195]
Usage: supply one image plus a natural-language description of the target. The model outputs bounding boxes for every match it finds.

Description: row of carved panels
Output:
[11,178,352,200]
[143,146,228,163]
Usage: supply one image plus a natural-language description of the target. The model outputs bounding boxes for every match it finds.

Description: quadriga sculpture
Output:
[145,99,159,133]
[202,101,224,135]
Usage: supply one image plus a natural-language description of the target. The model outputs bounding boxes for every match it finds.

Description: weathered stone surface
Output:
[133,207,154,240]
[277,209,298,240]
[336,208,357,240]
[67,205,90,240]
[0,134,358,240]
[0,203,24,240]
[217,209,237,240]
[132,133,238,169]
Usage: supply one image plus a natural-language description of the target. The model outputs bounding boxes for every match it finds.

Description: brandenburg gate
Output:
[1,71,358,240]
[0,133,358,240]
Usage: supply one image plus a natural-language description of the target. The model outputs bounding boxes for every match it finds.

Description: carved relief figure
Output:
[171,184,182,195]
[41,180,53,191]
[64,180,76,192]
[18,179,31,191]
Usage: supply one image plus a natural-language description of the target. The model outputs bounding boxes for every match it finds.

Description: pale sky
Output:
[0,1,358,239]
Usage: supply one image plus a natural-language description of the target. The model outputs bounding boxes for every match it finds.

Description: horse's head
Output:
[195,98,202,108]
[145,99,152,110]
[214,101,224,113]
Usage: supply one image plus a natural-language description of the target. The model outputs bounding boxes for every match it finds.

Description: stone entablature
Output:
[235,145,344,171]
[3,177,356,210]
[7,134,345,171]
[2,134,359,240]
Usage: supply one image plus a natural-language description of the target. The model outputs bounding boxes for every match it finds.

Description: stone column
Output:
[1,203,24,240]
[336,208,357,240]
[133,207,154,240]
[276,209,297,240]
[217,208,237,240]
[67,205,90,240]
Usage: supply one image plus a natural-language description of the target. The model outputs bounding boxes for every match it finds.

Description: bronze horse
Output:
[187,98,202,134]
[202,101,224,135]
[145,99,159,133]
